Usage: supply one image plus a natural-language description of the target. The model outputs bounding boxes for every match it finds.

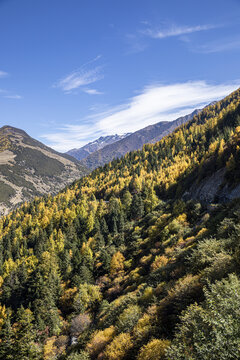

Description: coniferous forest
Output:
[1,88,240,359]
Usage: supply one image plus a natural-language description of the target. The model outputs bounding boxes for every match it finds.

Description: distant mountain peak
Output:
[78,107,203,170]
[66,133,132,161]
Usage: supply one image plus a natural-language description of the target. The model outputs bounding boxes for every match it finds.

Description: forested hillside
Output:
[0,88,240,359]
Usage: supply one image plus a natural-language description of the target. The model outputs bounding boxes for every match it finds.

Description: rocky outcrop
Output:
[183,168,240,203]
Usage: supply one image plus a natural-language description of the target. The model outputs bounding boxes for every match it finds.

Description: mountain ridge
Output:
[0,125,87,215]
[66,133,131,161]
[79,108,201,169]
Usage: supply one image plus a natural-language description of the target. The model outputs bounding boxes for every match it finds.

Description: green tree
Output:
[73,283,102,313]
[66,350,90,360]
[168,274,240,360]
[116,305,142,333]
[14,307,40,360]
[130,193,144,220]
[122,190,132,219]
[0,311,14,360]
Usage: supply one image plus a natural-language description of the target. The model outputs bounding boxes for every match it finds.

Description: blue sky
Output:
[0,0,240,151]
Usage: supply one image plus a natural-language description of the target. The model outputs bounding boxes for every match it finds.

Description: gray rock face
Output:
[218,184,240,202]
[183,168,240,203]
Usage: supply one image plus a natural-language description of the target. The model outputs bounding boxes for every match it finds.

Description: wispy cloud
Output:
[0,70,8,78]
[41,81,239,152]
[56,67,103,92]
[194,38,240,53]
[0,70,22,99]
[126,22,218,54]
[95,81,238,133]
[125,33,148,54]
[84,89,104,95]
[42,121,103,152]
[143,24,217,39]
[54,55,104,93]
[3,94,22,99]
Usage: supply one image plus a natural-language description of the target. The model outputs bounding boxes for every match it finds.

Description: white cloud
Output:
[84,89,104,95]
[0,70,8,78]
[143,24,216,39]
[54,56,104,93]
[4,94,22,99]
[42,81,239,152]
[42,122,103,152]
[55,67,103,92]
[96,81,238,133]
[126,22,218,54]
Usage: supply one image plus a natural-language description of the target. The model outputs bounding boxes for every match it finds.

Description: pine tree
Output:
[0,311,14,360]
[100,217,109,241]
[14,307,40,360]
[130,193,144,220]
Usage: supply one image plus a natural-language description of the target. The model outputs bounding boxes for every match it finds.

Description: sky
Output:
[0,0,240,152]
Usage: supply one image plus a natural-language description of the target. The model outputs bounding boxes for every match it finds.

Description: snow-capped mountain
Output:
[66,133,131,161]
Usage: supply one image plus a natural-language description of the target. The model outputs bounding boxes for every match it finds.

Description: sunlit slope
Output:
[0,88,240,359]
[0,125,87,215]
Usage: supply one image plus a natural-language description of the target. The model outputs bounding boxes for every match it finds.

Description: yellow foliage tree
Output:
[137,339,171,360]
[151,255,168,271]
[43,337,57,360]
[104,333,133,360]
[110,252,125,277]
[133,313,153,342]
[86,326,115,358]
[0,304,6,331]
[74,283,102,313]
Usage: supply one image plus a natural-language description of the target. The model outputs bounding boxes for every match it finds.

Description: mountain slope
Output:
[80,108,201,169]
[0,125,87,215]
[66,133,131,161]
[0,89,240,359]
